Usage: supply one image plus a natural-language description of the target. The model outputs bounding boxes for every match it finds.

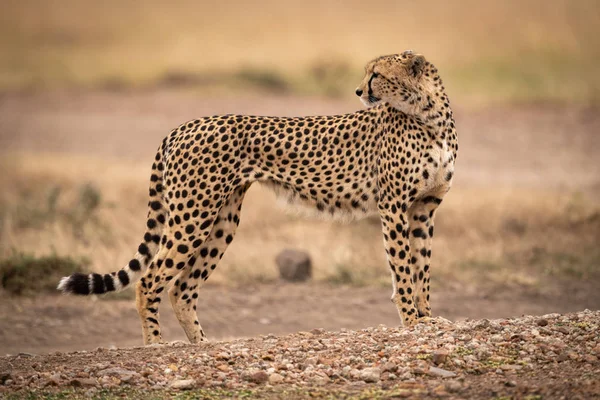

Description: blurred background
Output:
[0,0,599,354]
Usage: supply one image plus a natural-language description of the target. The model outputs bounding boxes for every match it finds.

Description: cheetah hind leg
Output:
[168,185,249,344]
[136,204,223,345]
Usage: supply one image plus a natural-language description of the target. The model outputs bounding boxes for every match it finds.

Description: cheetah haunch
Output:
[58,51,457,345]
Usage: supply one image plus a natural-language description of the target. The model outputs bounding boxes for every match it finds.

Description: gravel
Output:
[0,310,599,398]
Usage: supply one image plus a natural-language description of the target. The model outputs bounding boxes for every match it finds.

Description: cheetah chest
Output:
[423,142,454,193]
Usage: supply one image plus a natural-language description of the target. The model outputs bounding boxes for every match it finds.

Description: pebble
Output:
[432,350,449,365]
[243,370,269,384]
[428,366,456,378]
[169,379,196,390]
[70,378,97,387]
[359,367,381,383]
[268,373,284,384]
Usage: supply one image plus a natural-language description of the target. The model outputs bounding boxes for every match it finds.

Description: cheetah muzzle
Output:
[58,51,458,345]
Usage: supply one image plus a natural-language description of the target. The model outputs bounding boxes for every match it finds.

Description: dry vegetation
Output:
[1,0,600,103]
[1,152,598,296]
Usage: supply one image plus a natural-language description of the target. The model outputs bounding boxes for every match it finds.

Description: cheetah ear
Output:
[407,54,426,78]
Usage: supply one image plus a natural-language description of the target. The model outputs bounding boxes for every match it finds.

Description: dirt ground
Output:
[1,90,599,361]
[1,311,599,399]
[1,281,600,356]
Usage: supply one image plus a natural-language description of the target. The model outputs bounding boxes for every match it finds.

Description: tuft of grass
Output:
[0,252,87,296]
[326,263,388,287]
[8,182,103,231]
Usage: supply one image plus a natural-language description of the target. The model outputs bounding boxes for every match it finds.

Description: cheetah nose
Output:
[355,88,363,96]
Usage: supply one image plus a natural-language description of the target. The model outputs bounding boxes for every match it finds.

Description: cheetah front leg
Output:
[379,209,420,327]
[407,191,444,318]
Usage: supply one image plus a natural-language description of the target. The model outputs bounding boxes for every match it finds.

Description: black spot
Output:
[200,219,213,230]
[91,273,105,294]
[147,317,159,325]
[138,243,149,255]
[103,274,115,292]
[152,330,160,336]
[210,248,219,258]
[422,196,442,205]
[185,224,195,234]
[150,201,162,211]
[118,270,130,286]
[177,244,189,254]
[129,259,141,271]
[225,235,233,244]
[147,219,157,229]
[412,228,426,239]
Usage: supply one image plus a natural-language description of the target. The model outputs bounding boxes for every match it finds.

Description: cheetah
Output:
[58,51,457,345]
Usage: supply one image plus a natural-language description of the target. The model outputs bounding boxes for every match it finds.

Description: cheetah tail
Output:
[57,143,167,295]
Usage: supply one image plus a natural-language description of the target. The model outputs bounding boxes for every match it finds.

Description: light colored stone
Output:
[359,367,381,383]
[169,379,196,390]
[268,373,284,384]
[98,367,139,382]
[428,366,456,378]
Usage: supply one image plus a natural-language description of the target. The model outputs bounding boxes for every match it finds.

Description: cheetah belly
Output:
[260,176,379,222]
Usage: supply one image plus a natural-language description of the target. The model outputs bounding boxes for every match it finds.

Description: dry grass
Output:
[1,0,600,103]
[1,153,598,294]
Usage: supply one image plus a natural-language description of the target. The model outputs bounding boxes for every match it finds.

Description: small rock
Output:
[359,367,381,383]
[311,371,330,385]
[99,367,139,382]
[169,379,196,390]
[428,366,456,378]
[275,249,312,282]
[505,380,517,387]
[445,381,463,393]
[243,370,269,384]
[382,361,397,372]
[432,350,449,365]
[1,373,11,385]
[557,352,569,362]
[268,373,284,384]
[70,378,97,388]
[168,364,178,372]
[536,318,549,327]
[584,354,598,364]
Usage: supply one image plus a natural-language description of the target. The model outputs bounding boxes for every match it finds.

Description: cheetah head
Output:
[355,51,441,116]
